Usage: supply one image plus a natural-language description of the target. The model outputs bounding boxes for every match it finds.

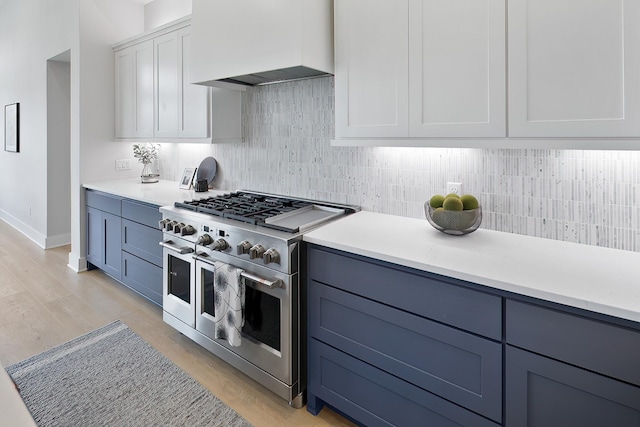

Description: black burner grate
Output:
[174,191,313,231]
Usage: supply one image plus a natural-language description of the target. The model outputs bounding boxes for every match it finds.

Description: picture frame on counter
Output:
[179,167,197,189]
[4,103,19,153]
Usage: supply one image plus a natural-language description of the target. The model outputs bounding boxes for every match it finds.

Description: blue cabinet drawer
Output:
[122,199,161,228]
[506,300,640,387]
[86,190,121,215]
[121,252,162,306]
[122,219,162,267]
[308,339,499,427]
[309,281,502,422]
[307,246,502,340]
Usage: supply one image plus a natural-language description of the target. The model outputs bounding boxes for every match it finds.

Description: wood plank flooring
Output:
[0,220,355,427]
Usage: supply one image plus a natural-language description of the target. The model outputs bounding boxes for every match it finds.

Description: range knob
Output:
[181,225,196,236]
[173,222,185,233]
[249,244,265,260]
[263,248,280,265]
[158,219,170,230]
[210,238,229,251]
[237,240,252,255]
[196,234,213,246]
[165,220,178,231]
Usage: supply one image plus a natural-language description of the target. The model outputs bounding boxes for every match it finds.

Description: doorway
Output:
[46,50,71,248]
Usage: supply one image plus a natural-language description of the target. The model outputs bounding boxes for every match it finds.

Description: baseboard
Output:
[0,211,46,249]
[45,232,71,249]
[68,252,87,273]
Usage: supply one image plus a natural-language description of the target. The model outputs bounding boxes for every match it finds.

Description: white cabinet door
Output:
[115,40,153,138]
[334,0,409,138]
[154,32,179,138]
[177,27,210,138]
[509,0,640,137]
[408,0,505,137]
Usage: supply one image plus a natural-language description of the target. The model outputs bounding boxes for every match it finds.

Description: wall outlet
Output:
[115,159,132,171]
[447,182,462,195]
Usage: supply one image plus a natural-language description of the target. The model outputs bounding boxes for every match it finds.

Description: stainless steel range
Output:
[158,190,358,408]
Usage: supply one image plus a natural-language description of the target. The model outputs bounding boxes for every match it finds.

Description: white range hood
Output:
[189,0,334,89]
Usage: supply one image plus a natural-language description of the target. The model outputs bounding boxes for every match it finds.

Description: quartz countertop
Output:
[83,178,229,207]
[303,211,640,323]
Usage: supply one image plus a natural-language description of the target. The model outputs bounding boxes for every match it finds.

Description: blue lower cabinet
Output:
[505,346,640,427]
[308,340,499,427]
[86,206,122,281]
[122,252,162,306]
[306,244,502,426]
[86,189,162,306]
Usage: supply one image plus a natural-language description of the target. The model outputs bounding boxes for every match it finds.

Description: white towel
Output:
[213,262,245,347]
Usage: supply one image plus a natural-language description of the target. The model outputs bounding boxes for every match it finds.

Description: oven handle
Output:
[240,271,281,289]
[159,240,195,255]
[193,253,281,289]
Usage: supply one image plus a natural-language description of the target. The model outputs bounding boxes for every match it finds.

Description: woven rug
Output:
[6,321,252,427]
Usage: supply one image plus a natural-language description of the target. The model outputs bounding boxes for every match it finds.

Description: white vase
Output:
[140,163,159,183]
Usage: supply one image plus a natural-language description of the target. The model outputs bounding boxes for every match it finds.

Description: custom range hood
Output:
[189,0,334,88]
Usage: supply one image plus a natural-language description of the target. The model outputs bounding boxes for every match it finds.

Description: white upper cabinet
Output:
[334,0,505,141]
[113,17,240,143]
[508,0,640,137]
[408,0,505,137]
[115,40,154,139]
[335,0,409,138]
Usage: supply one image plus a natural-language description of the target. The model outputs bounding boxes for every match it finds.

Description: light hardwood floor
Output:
[0,220,354,427]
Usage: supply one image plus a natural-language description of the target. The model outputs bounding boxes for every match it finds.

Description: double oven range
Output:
[159,191,358,408]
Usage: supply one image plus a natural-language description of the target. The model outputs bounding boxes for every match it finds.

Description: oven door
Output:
[161,237,195,328]
[194,252,296,385]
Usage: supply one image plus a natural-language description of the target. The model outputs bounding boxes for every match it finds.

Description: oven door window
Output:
[168,254,191,304]
[243,285,281,352]
[202,267,215,318]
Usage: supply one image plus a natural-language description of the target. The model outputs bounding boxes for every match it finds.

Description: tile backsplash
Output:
[157,76,640,252]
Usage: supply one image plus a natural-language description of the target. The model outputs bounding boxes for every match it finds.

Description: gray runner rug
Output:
[6,320,252,427]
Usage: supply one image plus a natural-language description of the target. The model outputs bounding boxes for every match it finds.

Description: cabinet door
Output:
[86,207,103,268]
[177,27,210,138]
[115,41,154,138]
[86,207,121,280]
[102,211,122,280]
[506,346,640,426]
[508,0,640,137]
[408,0,505,137]
[154,32,179,138]
[335,0,409,138]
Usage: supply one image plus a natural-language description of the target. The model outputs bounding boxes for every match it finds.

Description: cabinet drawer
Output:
[122,199,161,228]
[122,219,162,267]
[122,252,162,306]
[506,300,640,387]
[307,246,502,340]
[310,282,502,422]
[86,190,121,215]
[309,339,499,427]
[506,346,640,427]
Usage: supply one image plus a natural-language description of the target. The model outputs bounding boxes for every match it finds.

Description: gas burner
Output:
[174,191,332,232]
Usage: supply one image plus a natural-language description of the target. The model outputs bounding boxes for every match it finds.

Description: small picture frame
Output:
[4,103,19,153]
[179,167,197,189]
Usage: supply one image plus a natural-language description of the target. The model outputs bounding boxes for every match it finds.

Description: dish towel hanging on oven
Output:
[213,261,246,347]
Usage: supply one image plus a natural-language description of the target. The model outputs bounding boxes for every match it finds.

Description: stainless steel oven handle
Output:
[240,272,281,289]
[159,240,194,254]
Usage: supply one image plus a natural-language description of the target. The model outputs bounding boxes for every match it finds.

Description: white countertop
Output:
[304,211,640,323]
[83,178,229,206]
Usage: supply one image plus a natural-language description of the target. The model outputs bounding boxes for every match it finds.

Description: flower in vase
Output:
[132,143,160,165]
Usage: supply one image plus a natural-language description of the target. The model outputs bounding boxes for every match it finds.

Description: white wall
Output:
[144,0,191,30]
[0,0,75,247]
